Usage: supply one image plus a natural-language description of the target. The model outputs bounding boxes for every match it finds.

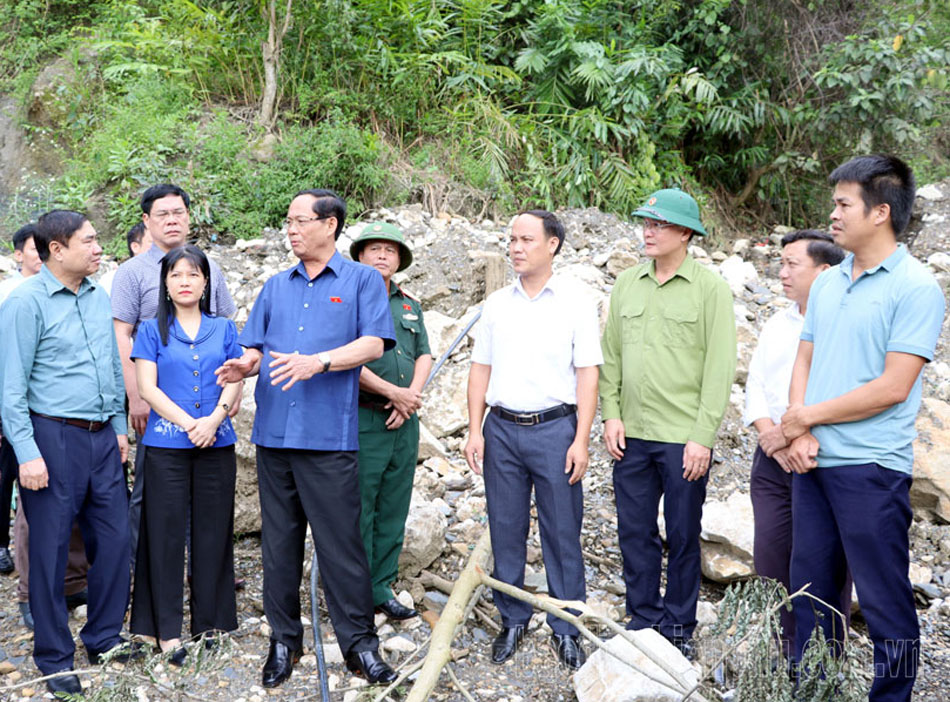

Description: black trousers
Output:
[130,445,237,640]
[256,446,378,657]
[0,437,16,548]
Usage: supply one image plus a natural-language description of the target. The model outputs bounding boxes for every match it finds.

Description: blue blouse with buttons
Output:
[131,314,242,448]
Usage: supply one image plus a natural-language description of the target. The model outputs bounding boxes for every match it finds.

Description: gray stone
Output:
[398,500,448,577]
[700,492,755,583]
[573,631,699,702]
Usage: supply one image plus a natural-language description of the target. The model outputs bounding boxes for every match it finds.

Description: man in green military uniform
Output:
[351,222,433,620]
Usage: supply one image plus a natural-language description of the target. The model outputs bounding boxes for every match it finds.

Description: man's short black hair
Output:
[34,210,87,262]
[295,188,346,240]
[127,221,147,256]
[521,209,565,255]
[12,223,37,252]
[780,229,846,267]
[141,184,191,215]
[828,154,915,235]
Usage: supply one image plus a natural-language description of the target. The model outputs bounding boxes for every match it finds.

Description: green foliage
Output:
[195,112,384,238]
[2,0,948,236]
[0,1,106,94]
[712,578,871,702]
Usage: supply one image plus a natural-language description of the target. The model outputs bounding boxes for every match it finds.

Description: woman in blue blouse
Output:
[129,245,242,664]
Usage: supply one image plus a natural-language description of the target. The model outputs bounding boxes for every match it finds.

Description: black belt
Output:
[492,404,576,426]
[30,412,111,432]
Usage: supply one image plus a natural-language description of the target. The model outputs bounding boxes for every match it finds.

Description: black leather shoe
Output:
[166,646,187,667]
[490,625,525,664]
[345,649,397,684]
[550,633,586,669]
[18,601,33,631]
[86,638,145,665]
[46,672,82,696]
[261,639,301,688]
[375,597,418,620]
[0,547,14,574]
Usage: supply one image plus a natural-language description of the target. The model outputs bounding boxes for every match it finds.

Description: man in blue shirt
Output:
[777,155,945,702]
[0,210,136,697]
[216,189,398,687]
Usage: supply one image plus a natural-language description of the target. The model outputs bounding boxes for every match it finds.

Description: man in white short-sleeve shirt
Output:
[464,210,602,670]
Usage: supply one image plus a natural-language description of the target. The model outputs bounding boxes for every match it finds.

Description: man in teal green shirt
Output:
[351,222,433,620]
[600,189,736,657]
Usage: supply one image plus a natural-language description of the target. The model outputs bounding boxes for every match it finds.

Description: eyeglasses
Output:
[640,219,679,232]
[150,208,188,221]
[284,215,331,228]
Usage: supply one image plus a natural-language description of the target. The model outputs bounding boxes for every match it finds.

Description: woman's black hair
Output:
[157,245,212,345]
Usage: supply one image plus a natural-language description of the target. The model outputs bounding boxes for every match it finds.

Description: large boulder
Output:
[418,361,468,438]
[700,491,755,583]
[911,398,950,523]
[231,378,261,534]
[573,630,699,702]
[398,498,448,577]
[718,255,759,297]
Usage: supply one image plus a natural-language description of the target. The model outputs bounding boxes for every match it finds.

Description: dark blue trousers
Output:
[751,447,852,658]
[613,438,706,639]
[482,410,585,636]
[791,464,918,702]
[19,416,130,674]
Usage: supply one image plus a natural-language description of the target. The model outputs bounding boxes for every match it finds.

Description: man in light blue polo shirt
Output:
[775,155,945,702]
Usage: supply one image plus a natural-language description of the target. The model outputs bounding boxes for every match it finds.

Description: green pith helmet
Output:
[632,188,707,236]
[350,222,413,272]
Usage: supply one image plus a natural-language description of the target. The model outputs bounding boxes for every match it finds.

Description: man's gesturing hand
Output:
[268,351,319,391]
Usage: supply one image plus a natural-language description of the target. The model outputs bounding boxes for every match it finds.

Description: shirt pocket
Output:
[621,300,646,344]
[662,304,700,347]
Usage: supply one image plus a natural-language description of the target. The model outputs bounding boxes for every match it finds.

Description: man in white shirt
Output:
[744,229,846,655]
[464,210,602,669]
[0,224,43,304]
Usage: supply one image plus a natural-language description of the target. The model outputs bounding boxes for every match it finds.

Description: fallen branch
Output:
[0,665,213,701]
[446,663,476,702]
[404,529,492,702]
[479,571,709,702]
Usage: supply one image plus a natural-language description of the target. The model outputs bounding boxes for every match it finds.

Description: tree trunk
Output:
[258,0,293,129]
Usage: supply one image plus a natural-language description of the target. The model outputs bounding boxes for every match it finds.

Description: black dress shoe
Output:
[46,671,82,696]
[550,633,586,669]
[490,625,525,664]
[345,649,397,684]
[0,547,14,575]
[18,601,33,631]
[262,639,301,688]
[165,646,187,667]
[86,637,145,665]
[375,597,418,620]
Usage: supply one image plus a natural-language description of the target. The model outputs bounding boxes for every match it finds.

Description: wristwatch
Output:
[318,351,332,374]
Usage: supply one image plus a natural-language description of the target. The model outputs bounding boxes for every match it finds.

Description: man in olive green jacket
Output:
[600,189,736,658]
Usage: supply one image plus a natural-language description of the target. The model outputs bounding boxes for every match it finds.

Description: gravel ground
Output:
[0,437,946,702]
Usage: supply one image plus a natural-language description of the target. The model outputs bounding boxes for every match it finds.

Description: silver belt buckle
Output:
[515,412,540,426]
